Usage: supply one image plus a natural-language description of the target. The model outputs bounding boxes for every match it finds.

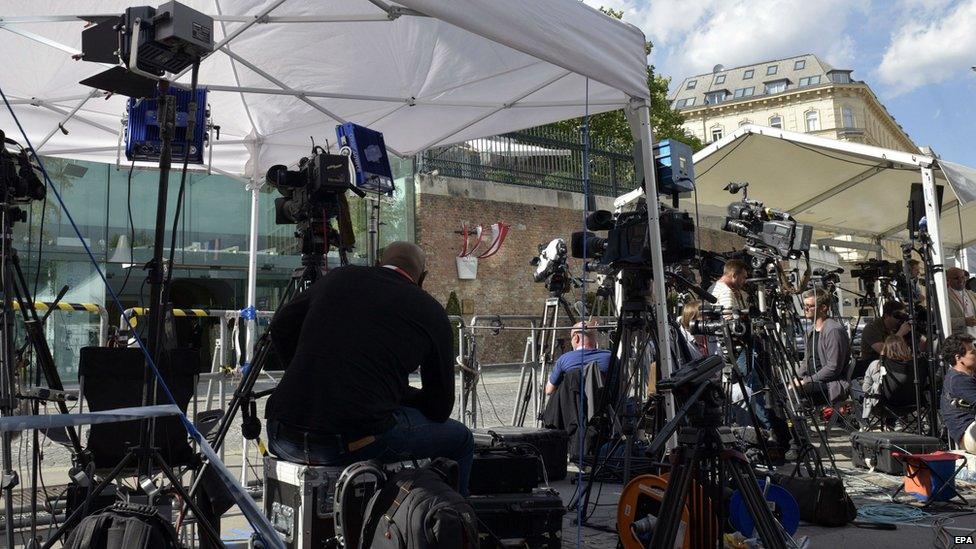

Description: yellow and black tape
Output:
[125,308,213,328]
[12,302,103,314]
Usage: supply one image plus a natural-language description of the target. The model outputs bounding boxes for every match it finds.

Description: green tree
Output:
[545,8,703,152]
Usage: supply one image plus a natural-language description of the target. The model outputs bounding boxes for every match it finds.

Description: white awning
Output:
[688,125,976,248]
[0,0,648,179]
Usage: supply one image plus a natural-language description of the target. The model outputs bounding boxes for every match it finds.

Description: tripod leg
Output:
[153,451,223,548]
[41,451,136,549]
[649,431,700,549]
[726,449,787,549]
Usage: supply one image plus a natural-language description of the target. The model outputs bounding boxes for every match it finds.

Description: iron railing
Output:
[419,126,635,197]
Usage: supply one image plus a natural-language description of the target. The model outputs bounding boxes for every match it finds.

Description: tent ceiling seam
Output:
[212,0,258,135]
[414,69,573,152]
[787,165,884,213]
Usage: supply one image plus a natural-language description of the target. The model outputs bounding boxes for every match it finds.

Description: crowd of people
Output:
[259,239,976,488]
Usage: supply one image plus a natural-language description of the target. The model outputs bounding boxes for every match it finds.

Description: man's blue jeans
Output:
[267,407,474,496]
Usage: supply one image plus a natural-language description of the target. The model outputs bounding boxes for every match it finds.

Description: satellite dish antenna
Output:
[712,64,724,74]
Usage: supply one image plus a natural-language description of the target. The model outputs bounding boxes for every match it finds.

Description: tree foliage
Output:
[543,8,703,153]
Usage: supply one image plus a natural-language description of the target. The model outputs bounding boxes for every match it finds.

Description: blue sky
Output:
[584,0,976,167]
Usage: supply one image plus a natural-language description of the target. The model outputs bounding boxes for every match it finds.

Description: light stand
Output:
[901,240,926,435]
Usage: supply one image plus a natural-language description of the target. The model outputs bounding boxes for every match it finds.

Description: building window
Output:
[714,74,726,85]
[711,127,724,142]
[676,97,696,108]
[686,79,698,90]
[805,110,820,132]
[733,86,755,98]
[769,115,783,128]
[743,69,754,79]
[794,59,806,70]
[798,75,821,87]
[766,65,778,75]
[829,72,851,84]
[764,80,787,94]
[705,91,726,105]
[842,106,855,128]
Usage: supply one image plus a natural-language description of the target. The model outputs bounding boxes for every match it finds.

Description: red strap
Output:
[385,265,415,283]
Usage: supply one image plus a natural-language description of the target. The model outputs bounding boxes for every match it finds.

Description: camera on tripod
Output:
[569,201,696,272]
[530,238,575,295]
[688,305,747,337]
[0,131,46,214]
[722,183,811,259]
[850,258,900,281]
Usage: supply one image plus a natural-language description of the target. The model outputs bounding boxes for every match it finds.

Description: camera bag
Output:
[472,426,569,481]
[469,446,541,495]
[358,458,478,549]
[63,502,181,549]
[850,431,944,475]
[772,466,856,527]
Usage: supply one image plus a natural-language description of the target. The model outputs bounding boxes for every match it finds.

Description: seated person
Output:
[940,334,976,453]
[859,301,913,366]
[861,335,914,419]
[796,288,850,404]
[947,267,976,336]
[265,242,474,495]
[679,300,710,359]
[545,321,612,395]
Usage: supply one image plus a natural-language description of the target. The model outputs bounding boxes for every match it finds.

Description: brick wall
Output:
[415,176,743,363]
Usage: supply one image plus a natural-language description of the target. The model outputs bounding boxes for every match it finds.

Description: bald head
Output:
[380,241,427,283]
[948,267,969,291]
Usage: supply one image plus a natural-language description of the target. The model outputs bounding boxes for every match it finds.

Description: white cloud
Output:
[585,0,868,84]
[877,0,976,94]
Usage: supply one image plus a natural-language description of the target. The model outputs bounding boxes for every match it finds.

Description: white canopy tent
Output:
[685,124,976,337]
[0,2,681,534]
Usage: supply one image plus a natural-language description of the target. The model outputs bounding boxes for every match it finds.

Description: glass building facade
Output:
[16,156,413,380]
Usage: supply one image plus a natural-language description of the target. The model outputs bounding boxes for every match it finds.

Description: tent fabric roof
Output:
[0,0,648,179]
[687,125,976,249]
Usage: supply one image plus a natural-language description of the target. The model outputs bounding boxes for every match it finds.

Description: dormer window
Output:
[794,59,806,70]
[766,65,778,76]
[686,79,698,90]
[714,74,726,85]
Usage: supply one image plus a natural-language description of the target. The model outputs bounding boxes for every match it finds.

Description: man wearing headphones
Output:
[797,288,850,403]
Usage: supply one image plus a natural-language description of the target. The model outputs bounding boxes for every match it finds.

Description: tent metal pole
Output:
[634,100,677,434]
[212,48,405,157]
[922,164,951,337]
[414,70,572,152]
[204,83,410,104]
[245,180,260,367]
[172,0,288,81]
[35,91,100,150]
[5,94,93,105]
[0,14,416,24]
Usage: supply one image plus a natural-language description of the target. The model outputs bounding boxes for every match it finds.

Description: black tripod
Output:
[647,356,789,549]
[569,268,659,518]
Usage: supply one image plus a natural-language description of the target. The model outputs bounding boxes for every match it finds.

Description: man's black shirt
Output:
[265,265,455,438]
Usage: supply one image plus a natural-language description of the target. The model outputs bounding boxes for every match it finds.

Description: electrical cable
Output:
[856,503,929,524]
[118,160,137,298]
[0,83,280,548]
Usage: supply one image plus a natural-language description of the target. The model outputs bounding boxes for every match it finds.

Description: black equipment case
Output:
[470,446,540,495]
[263,456,345,548]
[850,431,944,475]
[472,427,569,481]
[466,489,566,549]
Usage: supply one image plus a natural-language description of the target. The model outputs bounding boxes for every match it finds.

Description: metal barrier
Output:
[13,301,109,346]
[457,314,617,428]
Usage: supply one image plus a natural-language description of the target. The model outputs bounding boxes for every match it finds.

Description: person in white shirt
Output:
[709,259,749,311]
[947,267,976,337]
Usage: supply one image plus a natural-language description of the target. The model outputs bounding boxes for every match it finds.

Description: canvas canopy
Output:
[0,3,680,541]
[687,124,976,335]
[0,0,648,179]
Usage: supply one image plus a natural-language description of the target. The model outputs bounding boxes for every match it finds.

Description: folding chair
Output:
[861,358,927,433]
[891,451,968,507]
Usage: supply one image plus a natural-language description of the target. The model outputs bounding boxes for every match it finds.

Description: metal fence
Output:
[419,126,636,197]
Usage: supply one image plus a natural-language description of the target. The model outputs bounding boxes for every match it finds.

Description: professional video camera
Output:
[530,238,575,295]
[850,258,900,281]
[266,146,363,256]
[569,200,695,272]
[0,131,45,210]
[688,305,748,338]
[722,183,811,259]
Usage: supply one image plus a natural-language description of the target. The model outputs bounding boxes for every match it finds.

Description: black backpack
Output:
[64,502,181,549]
[358,458,478,549]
